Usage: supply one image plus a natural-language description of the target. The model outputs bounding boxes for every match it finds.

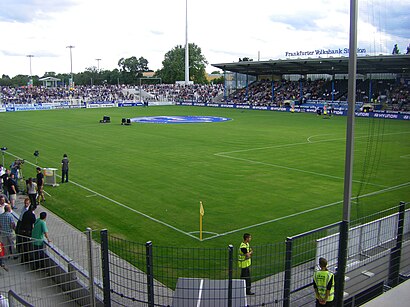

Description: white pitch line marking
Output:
[215,153,386,188]
[213,131,410,188]
[307,134,335,143]
[5,129,409,242]
[67,180,200,240]
[189,231,220,236]
[5,151,200,241]
[197,279,204,307]
[201,181,410,241]
[400,154,410,159]
[86,194,98,198]
[216,131,410,155]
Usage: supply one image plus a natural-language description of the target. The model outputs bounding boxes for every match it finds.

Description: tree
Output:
[211,75,224,85]
[155,43,208,84]
[117,56,149,84]
[0,75,11,86]
[10,75,29,87]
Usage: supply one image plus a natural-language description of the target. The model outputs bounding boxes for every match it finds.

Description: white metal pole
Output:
[184,0,189,85]
[27,55,34,85]
[66,45,75,86]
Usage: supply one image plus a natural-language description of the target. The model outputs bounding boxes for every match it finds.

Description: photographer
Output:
[10,159,24,182]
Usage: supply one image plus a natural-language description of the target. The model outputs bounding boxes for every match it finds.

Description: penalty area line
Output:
[4,151,200,241]
[215,153,386,188]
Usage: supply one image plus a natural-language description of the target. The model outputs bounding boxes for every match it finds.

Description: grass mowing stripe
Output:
[215,153,386,188]
[216,130,410,155]
[2,107,409,247]
[202,181,410,241]
[9,144,390,241]
[5,150,200,241]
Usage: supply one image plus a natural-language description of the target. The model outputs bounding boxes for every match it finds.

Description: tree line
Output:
[0,43,224,87]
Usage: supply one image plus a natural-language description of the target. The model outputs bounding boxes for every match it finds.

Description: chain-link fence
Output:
[0,227,102,306]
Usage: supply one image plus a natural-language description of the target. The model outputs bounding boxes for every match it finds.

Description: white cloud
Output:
[0,0,408,78]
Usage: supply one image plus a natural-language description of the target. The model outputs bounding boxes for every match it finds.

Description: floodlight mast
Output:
[66,45,75,87]
[184,0,189,85]
[27,55,34,85]
[96,58,101,71]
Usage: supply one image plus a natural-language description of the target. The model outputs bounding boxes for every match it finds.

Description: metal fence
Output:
[1,201,408,306]
[0,227,103,306]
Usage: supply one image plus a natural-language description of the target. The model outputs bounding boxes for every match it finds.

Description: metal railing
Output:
[0,201,408,306]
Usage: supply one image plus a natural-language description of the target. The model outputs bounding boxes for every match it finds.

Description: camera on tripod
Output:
[13,159,25,169]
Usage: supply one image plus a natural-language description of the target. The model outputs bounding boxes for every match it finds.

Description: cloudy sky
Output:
[0,0,409,78]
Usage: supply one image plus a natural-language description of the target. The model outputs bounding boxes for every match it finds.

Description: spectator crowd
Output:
[0,162,50,272]
[0,80,408,111]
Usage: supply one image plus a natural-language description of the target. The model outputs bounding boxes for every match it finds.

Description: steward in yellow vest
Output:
[313,257,334,306]
[238,233,254,295]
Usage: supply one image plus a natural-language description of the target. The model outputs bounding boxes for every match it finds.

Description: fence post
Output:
[100,229,111,307]
[86,228,96,307]
[335,220,349,307]
[146,241,155,307]
[228,244,234,307]
[388,201,406,287]
[283,237,293,307]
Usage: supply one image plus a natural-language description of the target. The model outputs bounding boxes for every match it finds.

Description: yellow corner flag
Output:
[199,201,204,240]
[200,201,204,216]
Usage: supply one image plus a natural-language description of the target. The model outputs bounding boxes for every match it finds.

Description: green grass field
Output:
[2,106,409,249]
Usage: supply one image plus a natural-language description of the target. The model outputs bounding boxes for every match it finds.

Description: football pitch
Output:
[2,106,410,248]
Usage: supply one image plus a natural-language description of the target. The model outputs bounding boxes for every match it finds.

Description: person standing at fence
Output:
[1,169,10,198]
[238,233,254,295]
[36,167,45,204]
[313,257,334,306]
[26,178,37,208]
[16,198,31,255]
[0,204,17,258]
[19,204,36,263]
[31,211,51,270]
[0,196,7,214]
[61,154,69,183]
[6,173,18,209]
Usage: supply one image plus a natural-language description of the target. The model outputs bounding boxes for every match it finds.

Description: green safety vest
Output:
[238,242,251,268]
[313,270,334,302]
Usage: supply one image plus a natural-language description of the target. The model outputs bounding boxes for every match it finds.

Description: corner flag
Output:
[200,201,204,216]
[199,201,204,240]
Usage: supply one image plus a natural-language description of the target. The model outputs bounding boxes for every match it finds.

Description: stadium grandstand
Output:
[1,55,409,114]
[0,54,409,306]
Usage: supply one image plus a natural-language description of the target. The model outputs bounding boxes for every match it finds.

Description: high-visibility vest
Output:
[238,242,251,268]
[313,270,334,301]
